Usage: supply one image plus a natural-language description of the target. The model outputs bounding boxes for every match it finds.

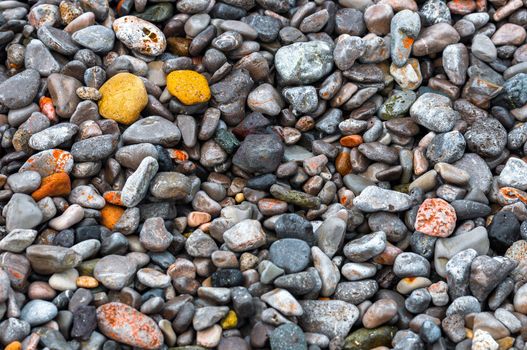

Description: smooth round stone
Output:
[185,14,210,37]
[343,326,397,350]
[390,9,421,66]
[212,269,244,287]
[261,288,303,316]
[223,219,266,252]
[341,262,377,281]
[378,90,416,120]
[269,323,307,350]
[0,318,31,345]
[393,252,430,277]
[353,186,412,212]
[299,300,359,339]
[140,217,173,252]
[98,73,148,125]
[149,172,191,200]
[0,69,40,109]
[489,211,520,254]
[220,20,258,39]
[113,15,166,56]
[282,86,318,114]
[247,83,284,116]
[97,302,163,349]
[71,25,115,53]
[414,198,457,238]
[29,123,79,151]
[232,133,284,174]
[0,228,38,253]
[274,213,315,243]
[269,239,311,273]
[137,268,171,288]
[442,43,469,85]
[275,41,333,85]
[410,93,458,132]
[7,171,41,194]
[93,255,136,290]
[243,14,281,42]
[425,131,466,164]
[362,299,398,328]
[344,231,386,262]
[5,193,43,232]
[49,268,79,291]
[167,70,211,105]
[37,26,79,55]
[122,116,181,146]
[21,300,58,326]
[25,39,60,76]
[135,3,174,22]
[472,34,497,62]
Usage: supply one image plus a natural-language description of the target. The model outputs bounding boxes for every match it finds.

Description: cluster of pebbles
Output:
[2,0,527,349]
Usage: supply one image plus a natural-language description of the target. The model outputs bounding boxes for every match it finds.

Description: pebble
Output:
[113,16,166,56]
[96,302,163,349]
[275,41,333,85]
[98,72,148,125]
[270,238,311,273]
[20,300,58,326]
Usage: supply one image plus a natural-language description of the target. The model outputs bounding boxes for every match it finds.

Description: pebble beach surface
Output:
[0,0,527,349]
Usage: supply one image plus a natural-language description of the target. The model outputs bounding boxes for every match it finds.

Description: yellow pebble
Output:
[76,276,99,288]
[5,341,22,350]
[98,72,148,125]
[221,310,238,330]
[166,70,211,105]
[465,328,473,339]
[183,231,193,238]
[497,336,514,350]
[235,193,244,203]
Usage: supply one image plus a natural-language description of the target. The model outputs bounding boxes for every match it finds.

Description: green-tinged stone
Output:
[393,183,410,193]
[343,326,397,350]
[134,3,174,22]
[270,184,321,209]
[77,258,99,276]
[378,90,416,120]
[215,128,240,154]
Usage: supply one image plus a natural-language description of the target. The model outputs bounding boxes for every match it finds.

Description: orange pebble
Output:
[76,276,99,288]
[335,151,352,176]
[39,96,57,122]
[5,341,22,350]
[32,172,71,201]
[340,135,363,148]
[100,204,125,230]
[187,211,212,228]
[103,191,123,206]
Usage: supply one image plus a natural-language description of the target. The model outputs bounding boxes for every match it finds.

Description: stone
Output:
[97,303,164,349]
[269,239,311,274]
[93,255,135,290]
[167,70,211,105]
[20,300,58,326]
[275,41,333,85]
[223,219,266,252]
[269,323,307,350]
[353,186,412,212]
[414,198,457,237]
[98,73,148,125]
[298,300,359,339]
[233,133,284,174]
[0,69,40,109]
[113,16,166,56]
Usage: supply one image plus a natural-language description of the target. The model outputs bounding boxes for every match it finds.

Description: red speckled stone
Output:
[97,302,164,349]
[414,198,456,237]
